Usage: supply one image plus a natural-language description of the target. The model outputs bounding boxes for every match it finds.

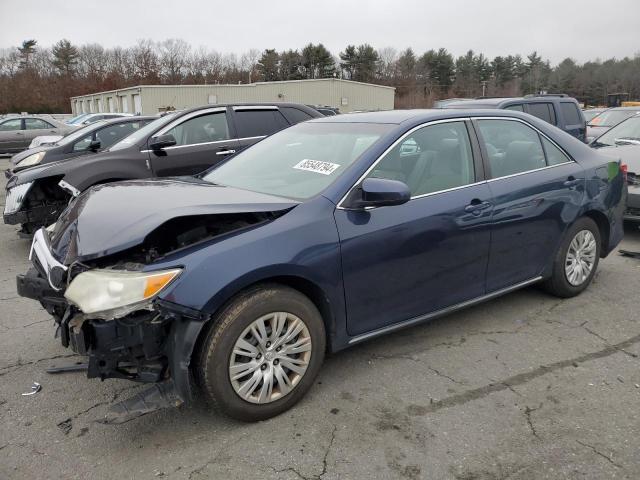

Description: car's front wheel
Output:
[195,284,326,421]
[543,217,601,298]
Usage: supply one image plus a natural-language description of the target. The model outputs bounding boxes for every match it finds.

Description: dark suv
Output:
[4,103,322,234]
[444,94,587,142]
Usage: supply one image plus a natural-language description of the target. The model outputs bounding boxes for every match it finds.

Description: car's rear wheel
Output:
[543,217,601,298]
[195,284,325,421]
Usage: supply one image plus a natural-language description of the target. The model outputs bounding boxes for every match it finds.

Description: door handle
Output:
[216,149,236,156]
[464,200,492,214]
[563,177,581,188]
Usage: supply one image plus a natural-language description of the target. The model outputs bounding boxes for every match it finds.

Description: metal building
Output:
[70,79,395,115]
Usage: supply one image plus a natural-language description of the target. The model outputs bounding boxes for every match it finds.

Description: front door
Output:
[473,118,585,291]
[149,108,239,177]
[336,120,493,337]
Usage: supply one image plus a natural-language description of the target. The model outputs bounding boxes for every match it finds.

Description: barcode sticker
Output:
[293,159,341,175]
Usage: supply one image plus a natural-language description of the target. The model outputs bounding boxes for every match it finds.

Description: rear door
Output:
[230,106,291,152]
[559,101,587,142]
[474,117,585,292]
[24,118,58,145]
[148,107,239,177]
[0,118,25,151]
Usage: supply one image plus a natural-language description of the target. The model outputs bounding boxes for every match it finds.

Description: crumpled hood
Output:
[49,177,299,263]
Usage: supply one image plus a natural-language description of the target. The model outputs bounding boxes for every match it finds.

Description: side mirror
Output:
[88,139,101,152]
[345,178,411,209]
[149,134,177,151]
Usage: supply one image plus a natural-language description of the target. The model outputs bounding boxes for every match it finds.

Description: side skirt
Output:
[347,276,543,345]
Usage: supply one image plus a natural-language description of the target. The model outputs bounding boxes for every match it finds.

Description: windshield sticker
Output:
[293,159,341,175]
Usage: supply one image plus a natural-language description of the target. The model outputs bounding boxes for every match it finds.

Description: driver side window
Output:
[366,121,475,197]
[165,112,230,146]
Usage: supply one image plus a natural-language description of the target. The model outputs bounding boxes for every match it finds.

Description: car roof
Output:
[444,96,579,109]
[309,108,534,125]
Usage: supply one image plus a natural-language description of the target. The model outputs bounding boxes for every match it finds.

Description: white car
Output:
[28,135,64,148]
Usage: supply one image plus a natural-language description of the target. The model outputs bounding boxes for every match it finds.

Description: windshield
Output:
[109,114,174,151]
[582,110,603,122]
[203,122,393,200]
[590,109,640,127]
[55,121,106,146]
[594,116,640,147]
[67,113,89,125]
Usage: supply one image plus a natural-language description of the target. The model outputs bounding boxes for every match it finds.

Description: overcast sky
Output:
[0,0,638,65]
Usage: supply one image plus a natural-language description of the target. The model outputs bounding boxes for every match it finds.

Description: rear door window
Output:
[526,103,556,125]
[560,102,583,125]
[477,119,546,178]
[504,104,524,112]
[233,109,289,138]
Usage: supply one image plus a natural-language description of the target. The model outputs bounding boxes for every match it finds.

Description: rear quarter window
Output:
[560,102,583,125]
[280,107,314,124]
[234,110,289,138]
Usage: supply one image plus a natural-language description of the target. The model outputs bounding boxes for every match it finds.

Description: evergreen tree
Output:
[52,39,78,75]
[257,49,279,81]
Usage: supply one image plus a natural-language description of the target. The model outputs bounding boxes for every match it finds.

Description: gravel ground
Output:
[1,157,639,479]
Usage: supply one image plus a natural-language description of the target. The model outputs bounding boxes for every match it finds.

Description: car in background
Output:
[28,135,65,149]
[0,116,75,154]
[444,94,587,142]
[16,109,625,422]
[9,116,156,173]
[582,108,607,123]
[586,107,640,143]
[308,105,340,116]
[590,114,640,221]
[67,113,133,126]
[4,102,322,234]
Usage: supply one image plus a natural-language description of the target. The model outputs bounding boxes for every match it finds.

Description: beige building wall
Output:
[70,79,395,115]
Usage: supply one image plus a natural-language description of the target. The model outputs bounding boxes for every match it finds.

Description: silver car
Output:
[0,116,74,154]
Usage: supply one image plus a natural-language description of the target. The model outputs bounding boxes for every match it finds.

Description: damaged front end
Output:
[17,230,199,423]
[16,178,298,423]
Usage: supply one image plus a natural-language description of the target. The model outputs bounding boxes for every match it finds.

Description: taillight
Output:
[621,163,628,182]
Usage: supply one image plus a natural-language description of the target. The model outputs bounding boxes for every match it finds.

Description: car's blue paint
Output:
[55,109,626,354]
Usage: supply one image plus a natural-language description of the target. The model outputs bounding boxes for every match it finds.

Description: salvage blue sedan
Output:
[18,109,626,422]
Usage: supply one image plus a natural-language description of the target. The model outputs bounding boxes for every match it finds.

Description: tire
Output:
[542,217,601,298]
[195,284,326,422]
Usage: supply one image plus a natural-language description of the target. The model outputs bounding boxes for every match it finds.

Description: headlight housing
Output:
[64,268,181,315]
[16,151,46,168]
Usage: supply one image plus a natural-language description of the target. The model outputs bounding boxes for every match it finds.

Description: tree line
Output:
[0,38,639,113]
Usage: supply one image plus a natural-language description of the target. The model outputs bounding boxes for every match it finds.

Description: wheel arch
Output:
[581,209,610,258]
[196,273,337,354]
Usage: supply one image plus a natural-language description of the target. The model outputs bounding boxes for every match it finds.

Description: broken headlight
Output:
[64,268,181,315]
